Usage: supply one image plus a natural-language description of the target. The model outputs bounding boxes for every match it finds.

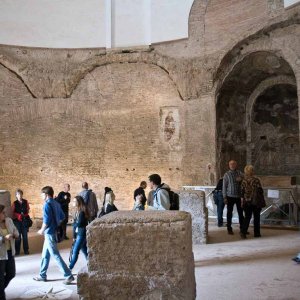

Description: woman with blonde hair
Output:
[240,165,264,239]
[0,204,19,300]
[98,187,118,217]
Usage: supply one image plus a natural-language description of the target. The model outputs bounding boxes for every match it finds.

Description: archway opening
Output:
[216,51,299,176]
[251,84,299,175]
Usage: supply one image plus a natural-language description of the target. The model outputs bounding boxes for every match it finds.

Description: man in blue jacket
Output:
[33,186,74,284]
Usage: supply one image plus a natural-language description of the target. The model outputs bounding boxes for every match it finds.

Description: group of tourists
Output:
[213,160,265,239]
[3,166,297,300]
[214,160,300,264]
[0,173,172,299]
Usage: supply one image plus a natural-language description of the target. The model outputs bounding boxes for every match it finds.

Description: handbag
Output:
[24,215,33,228]
[55,226,64,243]
[212,190,218,205]
[253,186,266,208]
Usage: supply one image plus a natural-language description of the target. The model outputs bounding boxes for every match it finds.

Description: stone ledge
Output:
[89,210,191,224]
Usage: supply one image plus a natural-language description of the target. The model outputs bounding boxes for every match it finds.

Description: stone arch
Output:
[0,61,35,98]
[246,75,297,133]
[213,20,300,97]
[215,49,299,176]
[66,54,184,101]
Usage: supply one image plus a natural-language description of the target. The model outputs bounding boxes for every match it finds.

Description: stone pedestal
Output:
[179,191,208,244]
[0,190,12,218]
[78,211,196,300]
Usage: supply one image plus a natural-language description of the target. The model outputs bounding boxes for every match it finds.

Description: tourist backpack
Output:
[159,186,179,210]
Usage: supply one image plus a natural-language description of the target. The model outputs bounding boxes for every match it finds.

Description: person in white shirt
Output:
[0,204,19,300]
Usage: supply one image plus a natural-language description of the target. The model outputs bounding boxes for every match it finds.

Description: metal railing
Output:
[182,185,300,226]
[260,187,299,226]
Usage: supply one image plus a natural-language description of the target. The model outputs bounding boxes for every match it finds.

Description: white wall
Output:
[0,0,194,49]
[151,0,194,44]
[111,0,151,48]
[284,0,300,7]
[0,0,106,48]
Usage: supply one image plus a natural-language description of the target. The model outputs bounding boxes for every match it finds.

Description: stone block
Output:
[0,190,12,218]
[179,191,208,245]
[78,211,196,300]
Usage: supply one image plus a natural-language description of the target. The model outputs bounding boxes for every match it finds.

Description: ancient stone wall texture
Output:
[78,211,196,300]
[0,0,299,215]
[179,191,208,244]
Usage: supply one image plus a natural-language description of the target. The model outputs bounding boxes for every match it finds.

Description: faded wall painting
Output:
[251,84,300,175]
[160,107,180,145]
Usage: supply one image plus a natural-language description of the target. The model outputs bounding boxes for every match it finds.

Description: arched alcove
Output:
[216,51,299,176]
[251,84,299,175]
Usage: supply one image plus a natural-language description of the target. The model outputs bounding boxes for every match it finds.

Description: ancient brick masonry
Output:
[0,0,299,216]
[78,211,196,300]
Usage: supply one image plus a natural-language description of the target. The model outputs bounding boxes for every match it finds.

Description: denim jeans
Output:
[14,221,29,254]
[69,234,88,270]
[0,250,16,300]
[39,234,72,279]
[215,191,225,226]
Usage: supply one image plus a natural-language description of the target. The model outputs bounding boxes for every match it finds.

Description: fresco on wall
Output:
[251,84,300,175]
[160,107,180,145]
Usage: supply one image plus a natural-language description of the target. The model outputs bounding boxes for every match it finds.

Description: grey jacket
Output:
[0,217,19,260]
[78,189,99,219]
[222,169,243,198]
[152,184,171,210]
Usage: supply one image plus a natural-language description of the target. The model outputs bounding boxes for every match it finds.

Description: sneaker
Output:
[24,251,30,255]
[239,231,250,235]
[33,276,47,282]
[292,257,300,264]
[240,233,247,239]
[228,230,234,235]
[63,275,74,285]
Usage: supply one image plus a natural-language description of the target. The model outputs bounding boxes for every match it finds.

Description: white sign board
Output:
[267,189,280,198]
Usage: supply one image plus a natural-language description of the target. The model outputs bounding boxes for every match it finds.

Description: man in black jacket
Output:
[55,183,71,240]
[133,181,147,206]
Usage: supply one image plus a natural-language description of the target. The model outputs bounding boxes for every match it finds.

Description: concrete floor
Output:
[5,224,300,300]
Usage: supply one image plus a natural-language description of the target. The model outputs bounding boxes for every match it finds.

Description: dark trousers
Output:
[242,204,261,236]
[69,234,88,270]
[0,250,16,300]
[62,210,69,238]
[216,191,225,226]
[14,221,29,254]
[226,197,244,231]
